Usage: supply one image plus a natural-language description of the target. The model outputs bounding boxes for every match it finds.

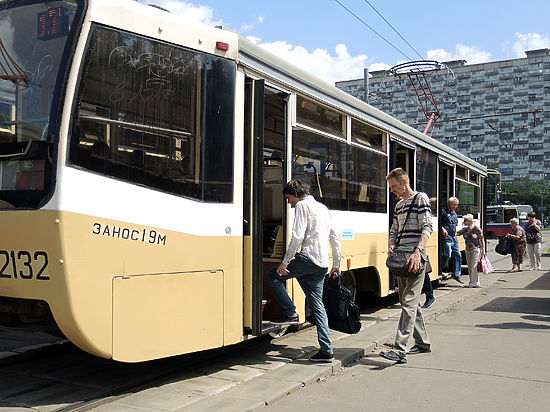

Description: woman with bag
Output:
[524,211,543,270]
[456,214,485,288]
[505,218,527,272]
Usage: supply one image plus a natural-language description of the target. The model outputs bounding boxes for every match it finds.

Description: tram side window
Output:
[296,96,346,139]
[416,147,437,216]
[351,118,386,152]
[292,129,387,213]
[348,145,387,213]
[69,25,235,202]
[293,129,347,210]
[455,180,480,217]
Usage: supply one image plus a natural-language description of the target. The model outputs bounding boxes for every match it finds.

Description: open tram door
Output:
[438,160,454,273]
[243,78,289,336]
[388,138,415,288]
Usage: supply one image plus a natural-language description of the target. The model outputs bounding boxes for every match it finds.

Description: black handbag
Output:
[323,276,361,334]
[495,236,512,255]
[386,194,424,277]
[307,276,362,334]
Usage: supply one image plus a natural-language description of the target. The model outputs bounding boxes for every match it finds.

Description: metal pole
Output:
[363,67,369,104]
[540,193,544,227]
[423,112,436,135]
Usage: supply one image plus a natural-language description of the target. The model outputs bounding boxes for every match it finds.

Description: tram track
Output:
[0,331,279,411]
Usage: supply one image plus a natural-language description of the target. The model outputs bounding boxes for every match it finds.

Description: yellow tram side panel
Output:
[0,210,243,362]
[339,232,439,296]
[0,210,68,319]
[339,232,390,296]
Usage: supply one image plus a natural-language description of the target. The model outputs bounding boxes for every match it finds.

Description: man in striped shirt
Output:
[380,168,433,364]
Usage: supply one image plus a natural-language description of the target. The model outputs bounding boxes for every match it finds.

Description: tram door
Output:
[389,139,415,217]
[388,140,415,288]
[438,161,454,272]
[243,78,288,335]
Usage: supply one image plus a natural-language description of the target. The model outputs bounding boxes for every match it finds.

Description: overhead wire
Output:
[333,0,412,61]
[361,0,424,60]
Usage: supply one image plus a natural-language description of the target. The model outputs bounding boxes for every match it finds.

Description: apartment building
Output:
[335,49,550,183]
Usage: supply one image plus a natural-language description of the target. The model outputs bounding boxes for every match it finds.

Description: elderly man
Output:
[441,197,463,284]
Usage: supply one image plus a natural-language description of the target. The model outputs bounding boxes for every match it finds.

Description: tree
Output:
[501,177,550,219]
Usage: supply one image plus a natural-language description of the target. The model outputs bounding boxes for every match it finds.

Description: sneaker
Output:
[422,297,435,309]
[452,275,464,284]
[272,314,300,325]
[379,350,407,363]
[408,345,431,354]
[309,350,334,363]
[538,265,542,270]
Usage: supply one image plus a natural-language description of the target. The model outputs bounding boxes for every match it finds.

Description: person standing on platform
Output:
[441,197,463,284]
[525,211,543,270]
[380,168,432,364]
[506,218,527,272]
[456,214,485,288]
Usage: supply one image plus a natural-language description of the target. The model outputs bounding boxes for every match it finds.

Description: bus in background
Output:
[486,203,533,238]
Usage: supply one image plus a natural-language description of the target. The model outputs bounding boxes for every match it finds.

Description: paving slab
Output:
[218,376,302,405]
[112,386,205,411]
[174,394,265,412]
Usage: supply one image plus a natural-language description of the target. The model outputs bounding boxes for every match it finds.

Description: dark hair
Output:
[282,180,310,198]
[527,211,536,218]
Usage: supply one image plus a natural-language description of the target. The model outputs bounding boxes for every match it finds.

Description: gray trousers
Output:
[394,268,430,357]
[465,248,481,287]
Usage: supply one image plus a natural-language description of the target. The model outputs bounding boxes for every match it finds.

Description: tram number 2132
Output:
[0,251,50,280]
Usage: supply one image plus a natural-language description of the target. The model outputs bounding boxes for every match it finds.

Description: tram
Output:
[0,0,486,361]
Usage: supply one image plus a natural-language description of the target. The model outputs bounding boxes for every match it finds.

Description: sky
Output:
[138,0,550,84]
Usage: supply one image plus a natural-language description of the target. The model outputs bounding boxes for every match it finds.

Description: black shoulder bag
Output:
[385,194,425,277]
[306,276,362,334]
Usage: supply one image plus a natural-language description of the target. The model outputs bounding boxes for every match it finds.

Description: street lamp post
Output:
[540,193,546,226]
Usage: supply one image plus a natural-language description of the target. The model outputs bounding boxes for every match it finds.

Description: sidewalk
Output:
[267,259,550,411]
[87,240,548,412]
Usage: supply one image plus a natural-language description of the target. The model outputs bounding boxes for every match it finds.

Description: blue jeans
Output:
[267,254,332,355]
[442,236,462,278]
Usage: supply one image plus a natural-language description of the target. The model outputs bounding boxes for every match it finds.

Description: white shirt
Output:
[282,195,341,269]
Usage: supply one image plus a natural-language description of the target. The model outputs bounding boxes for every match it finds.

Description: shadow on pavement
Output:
[474,297,550,315]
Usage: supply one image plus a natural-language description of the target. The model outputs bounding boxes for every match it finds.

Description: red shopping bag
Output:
[479,256,494,274]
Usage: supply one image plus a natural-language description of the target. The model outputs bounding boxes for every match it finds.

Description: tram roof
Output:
[237,36,487,176]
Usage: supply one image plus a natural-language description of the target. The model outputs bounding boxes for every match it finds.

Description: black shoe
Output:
[272,314,300,325]
[408,345,431,354]
[422,297,436,309]
[379,350,407,363]
[452,276,464,284]
[309,350,334,363]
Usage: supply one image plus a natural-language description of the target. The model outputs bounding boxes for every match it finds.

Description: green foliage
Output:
[501,177,550,217]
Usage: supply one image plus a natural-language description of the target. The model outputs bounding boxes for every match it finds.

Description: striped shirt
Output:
[390,192,433,246]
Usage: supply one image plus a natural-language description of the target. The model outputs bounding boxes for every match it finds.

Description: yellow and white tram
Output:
[0,0,486,361]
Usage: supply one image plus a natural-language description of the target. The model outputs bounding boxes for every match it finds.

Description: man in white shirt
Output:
[267,180,341,363]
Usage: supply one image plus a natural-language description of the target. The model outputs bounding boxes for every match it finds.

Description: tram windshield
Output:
[0,1,78,208]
